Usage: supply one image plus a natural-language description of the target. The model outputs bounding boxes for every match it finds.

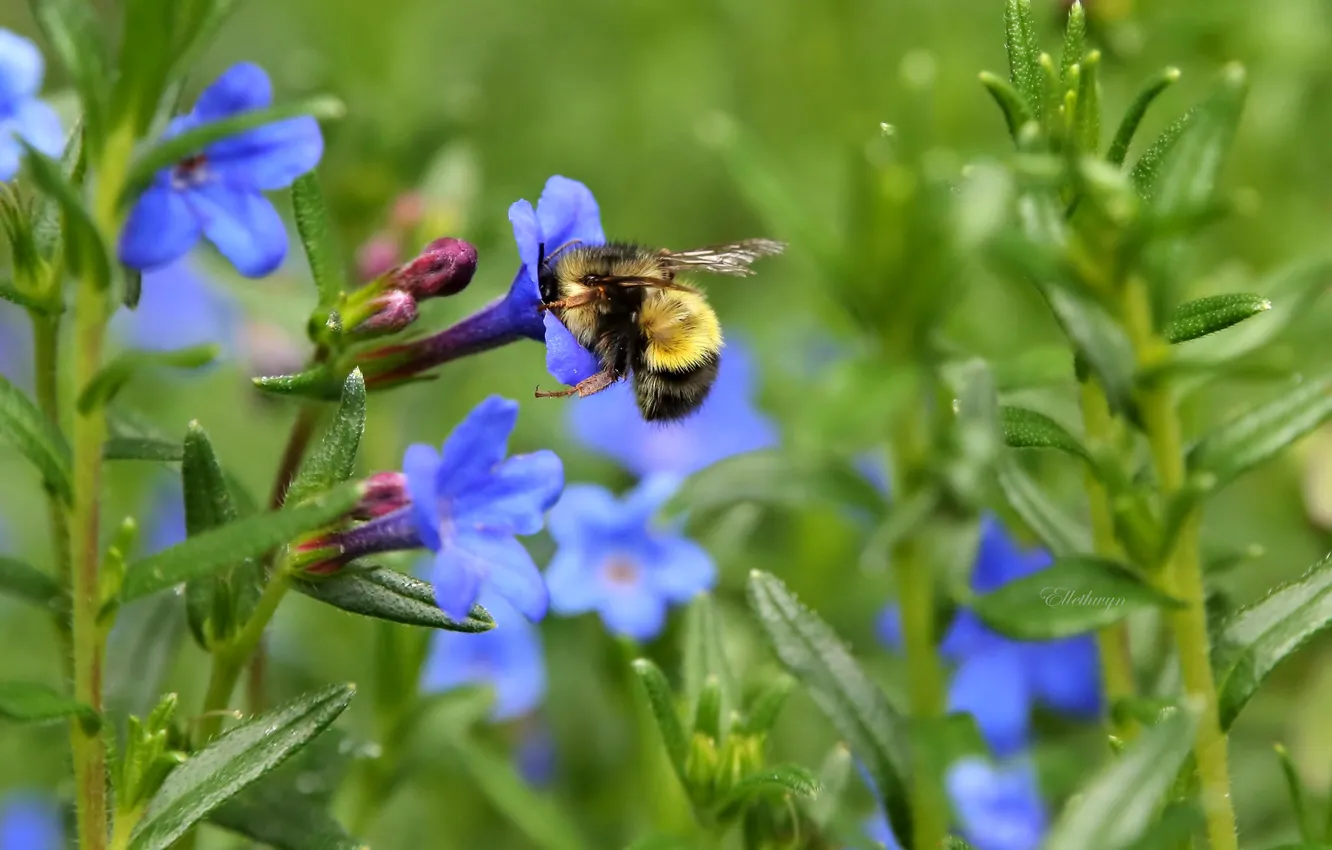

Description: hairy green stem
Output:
[32,314,73,673]
[1077,380,1138,739]
[1122,278,1238,850]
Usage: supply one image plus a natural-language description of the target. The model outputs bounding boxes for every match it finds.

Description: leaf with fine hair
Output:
[19,141,111,291]
[1003,0,1042,118]
[285,370,365,506]
[631,658,690,790]
[0,681,95,725]
[293,565,494,632]
[0,557,64,613]
[28,0,110,152]
[1000,405,1091,462]
[0,374,72,502]
[111,0,175,135]
[292,172,346,309]
[1107,67,1182,167]
[1164,293,1271,344]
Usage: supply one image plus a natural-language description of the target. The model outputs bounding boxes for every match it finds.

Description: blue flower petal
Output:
[457,450,563,536]
[945,758,1047,850]
[118,183,201,271]
[645,535,715,602]
[972,516,1051,592]
[875,605,904,651]
[489,630,547,719]
[544,312,601,384]
[939,610,1005,661]
[193,62,273,120]
[10,98,62,157]
[536,175,605,251]
[402,443,443,550]
[209,115,322,191]
[470,532,548,621]
[188,183,287,277]
[621,474,684,524]
[508,199,542,282]
[1027,637,1102,719]
[947,647,1032,758]
[0,793,63,850]
[112,256,241,354]
[863,812,904,850]
[422,594,547,721]
[0,128,19,182]
[430,543,486,619]
[599,581,668,640]
[545,546,601,614]
[0,30,43,103]
[438,396,518,496]
[547,484,621,546]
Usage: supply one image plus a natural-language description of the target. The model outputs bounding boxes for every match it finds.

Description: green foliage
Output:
[1164,293,1271,344]
[293,565,495,631]
[999,405,1091,462]
[0,556,64,612]
[77,345,218,413]
[292,172,347,312]
[664,449,887,521]
[285,370,365,506]
[0,681,95,725]
[0,374,71,501]
[19,141,111,290]
[28,0,111,153]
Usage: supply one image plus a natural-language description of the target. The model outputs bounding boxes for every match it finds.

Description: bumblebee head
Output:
[536,239,583,304]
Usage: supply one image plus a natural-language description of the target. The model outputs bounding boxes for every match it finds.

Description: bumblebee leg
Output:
[535,369,619,400]
[539,287,608,313]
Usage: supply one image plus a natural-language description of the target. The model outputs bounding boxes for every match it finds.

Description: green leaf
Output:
[207,750,361,850]
[1043,705,1197,850]
[0,374,72,502]
[77,345,218,413]
[1000,405,1090,462]
[0,556,64,612]
[995,455,1092,555]
[104,437,184,462]
[32,120,85,262]
[1003,0,1042,119]
[0,681,94,724]
[1059,1,1086,84]
[1119,804,1203,850]
[1129,109,1194,198]
[1046,288,1137,417]
[663,449,887,521]
[1164,293,1271,344]
[1275,743,1317,843]
[111,0,175,135]
[128,684,354,850]
[252,366,347,401]
[121,482,362,602]
[1107,67,1181,167]
[808,745,853,828]
[979,71,1036,142]
[969,555,1182,639]
[692,676,723,741]
[292,172,346,309]
[286,371,364,507]
[746,570,911,847]
[1187,373,1332,497]
[169,0,244,73]
[19,141,110,291]
[1213,553,1332,729]
[106,594,187,718]
[681,593,737,722]
[0,279,53,314]
[29,0,110,152]
[293,565,494,632]
[447,737,588,850]
[1075,50,1101,154]
[738,676,794,737]
[1150,63,1247,214]
[122,96,346,206]
[946,359,1001,507]
[631,659,690,790]
[718,764,820,813]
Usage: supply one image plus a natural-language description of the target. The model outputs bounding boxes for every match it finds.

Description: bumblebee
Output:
[534,238,785,421]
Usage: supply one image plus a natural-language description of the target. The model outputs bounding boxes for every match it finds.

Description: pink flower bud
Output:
[354,471,411,520]
[356,233,401,282]
[391,192,426,231]
[390,237,477,300]
[355,290,418,336]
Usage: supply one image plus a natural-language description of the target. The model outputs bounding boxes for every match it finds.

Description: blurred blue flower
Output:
[143,480,187,554]
[568,338,777,478]
[0,29,62,182]
[0,305,32,389]
[118,62,322,278]
[515,720,558,787]
[422,592,546,721]
[858,757,1046,850]
[404,395,563,621]
[0,793,62,850]
[110,255,241,354]
[545,476,714,640]
[876,516,1102,756]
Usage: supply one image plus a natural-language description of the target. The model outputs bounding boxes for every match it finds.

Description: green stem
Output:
[32,314,73,674]
[1122,278,1238,850]
[1077,380,1138,740]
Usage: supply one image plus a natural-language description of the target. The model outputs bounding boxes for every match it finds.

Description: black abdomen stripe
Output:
[633,350,720,421]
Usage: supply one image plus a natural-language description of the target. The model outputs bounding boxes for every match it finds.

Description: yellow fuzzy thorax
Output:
[639,289,722,371]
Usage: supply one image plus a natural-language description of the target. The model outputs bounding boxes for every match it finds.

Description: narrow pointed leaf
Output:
[1214,554,1332,729]
[286,370,364,507]
[1151,64,1247,215]
[1129,109,1194,198]
[970,555,1182,639]
[1060,2,1086,83]
[127,684,355,850]
[1107,68,1181,167]
[19,141,110,290]
[663,449,887,521]
[1000,406,1090,461]
[692,677,723,741]
[104,437,184,462]
[746,570,911,847]
[252,366,346,401]
[1274,743,1317,843]
[32,120,87,261]
[77,345,218,413]
[980,72,1035,141]
[1003,0,1042,117]
[208,760,362,850]
[739,676,794,737]
[1165,293,1271,344]
[111,0,175,135]
[29,0,110,151]
[0,557,64,612]
[0,375,72,501]
[682,593,737,719]
[1046,288,1137,416]
[293,566,494,632]
[718,764,820,813]
[995,455,1092,555]
[0,681,94,724]
[0,279,53,314]
[121,482,362,602]
[1076,50,1101,153]
[1043,705,1197,850]
[631,659,690,788]
[292,173,346,308]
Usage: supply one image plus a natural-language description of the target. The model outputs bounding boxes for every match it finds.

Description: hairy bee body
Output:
[537,238,783,421]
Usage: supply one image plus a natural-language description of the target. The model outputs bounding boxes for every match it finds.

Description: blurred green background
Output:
[2,0,1332,846]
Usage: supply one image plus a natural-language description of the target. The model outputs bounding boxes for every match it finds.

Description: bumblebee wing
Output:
[657,238,786,277]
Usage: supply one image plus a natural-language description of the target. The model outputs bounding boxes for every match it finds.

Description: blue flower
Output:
[568,338,778,477]
[0,304,32,389]
[143,480,187,554]
[118,62,323,278]
[876,516,1102,756]
[110,254,241,354]
[421,592,547,721]
[404,395,563,621]
[0,793,62,850]
[857,757,1046,850]
[545,475,715,640]
[0,29,62,182]
[515,720,558,787]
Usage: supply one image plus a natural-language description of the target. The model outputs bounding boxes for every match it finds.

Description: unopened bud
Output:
[356,233,401,282]
[391,237,477,299]
[391,192,426,231]
[354,289,418,336]
[354,471,410,520]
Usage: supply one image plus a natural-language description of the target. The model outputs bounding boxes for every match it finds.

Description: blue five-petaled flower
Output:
[545,475,715,640]
[0,29,62,182]
[404,395,563,621]
[421,592,547,721]
[118,62,323,278]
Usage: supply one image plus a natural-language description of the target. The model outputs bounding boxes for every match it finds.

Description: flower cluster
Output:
[0,29,61,182]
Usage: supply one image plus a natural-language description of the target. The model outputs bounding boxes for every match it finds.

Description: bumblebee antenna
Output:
[545,239,584,262]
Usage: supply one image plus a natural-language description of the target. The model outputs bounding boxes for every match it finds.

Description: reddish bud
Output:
[356,233,401,282]
[391,237,477,300]
[391,192,426,231]
[354,471,411,520]
[354,289,418,336]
